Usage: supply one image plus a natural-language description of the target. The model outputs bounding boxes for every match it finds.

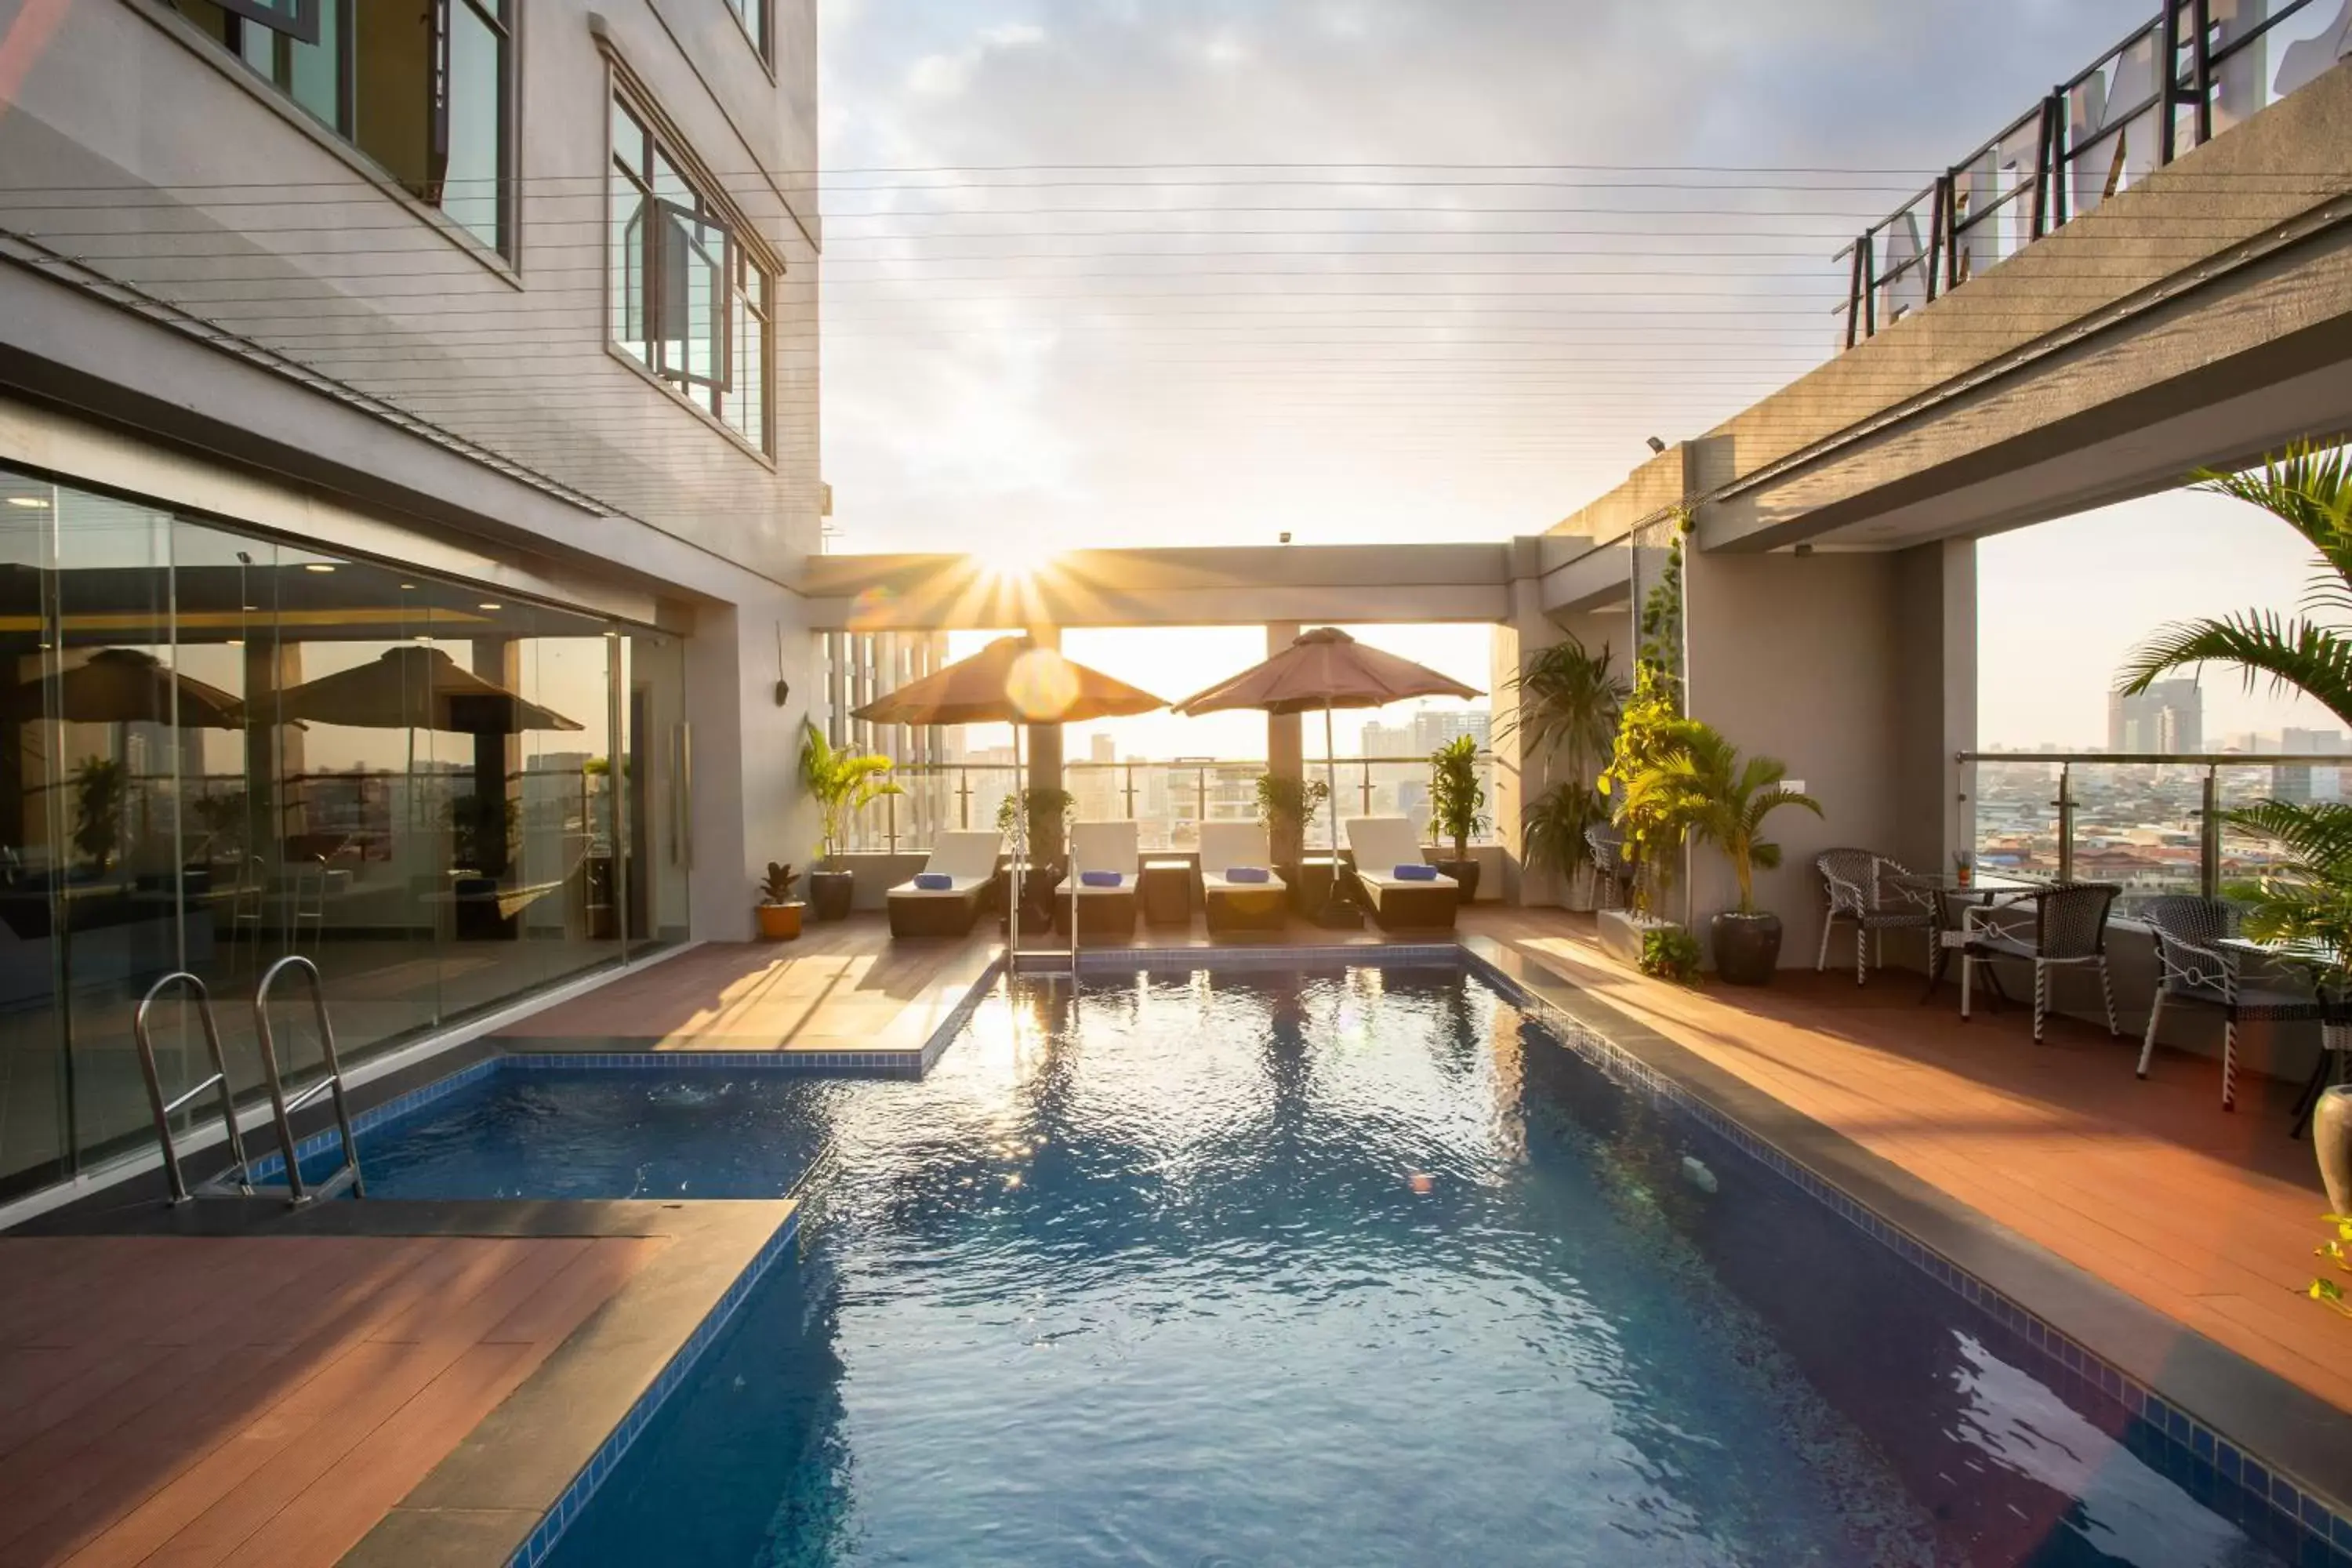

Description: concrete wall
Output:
[0,0,826,938]
[1683,550,1907,964]
[0,0,823,581]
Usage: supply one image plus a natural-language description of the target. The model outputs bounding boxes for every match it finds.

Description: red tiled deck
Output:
[1466,908,2350,1417]
[0,1232,656,1568]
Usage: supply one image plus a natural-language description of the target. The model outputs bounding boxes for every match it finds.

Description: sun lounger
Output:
[1199,822,1287,934]
[887,830,1001,937]
[1344,816,1458,931]
[1069,821,1140,939]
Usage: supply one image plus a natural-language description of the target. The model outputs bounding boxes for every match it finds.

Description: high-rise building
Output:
[1410,710,1493,754]
[2273,728,2347,803]
[2106,681,2201,755]
[1360,720,1412,757]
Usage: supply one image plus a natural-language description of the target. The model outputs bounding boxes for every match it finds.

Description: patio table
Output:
[2216,935,2352,1131]
[1889,870,2040,1004]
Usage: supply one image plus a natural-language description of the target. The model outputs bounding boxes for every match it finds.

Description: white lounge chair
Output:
[1344,816,1457,931]
[1199,822,1287,934]
[1069,820,1141,938]
[887,829,1001,938]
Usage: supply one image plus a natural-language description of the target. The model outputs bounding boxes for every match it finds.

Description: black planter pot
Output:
[1436,858,1481,902]
[1709,911,1782,985]
[808,869,856,922]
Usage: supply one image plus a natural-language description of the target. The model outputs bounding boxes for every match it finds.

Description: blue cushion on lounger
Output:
[1080,870,1125,887]
[1393,863,1439,881]
[913,872,953,890]
[1224,866,1271,884]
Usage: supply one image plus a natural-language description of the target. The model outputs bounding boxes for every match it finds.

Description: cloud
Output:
[819,0,2160,554]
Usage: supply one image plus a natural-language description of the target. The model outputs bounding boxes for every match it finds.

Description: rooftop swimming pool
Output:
[351,961,2304,1567]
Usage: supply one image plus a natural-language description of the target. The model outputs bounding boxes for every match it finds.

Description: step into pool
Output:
[347,961,2323,1566]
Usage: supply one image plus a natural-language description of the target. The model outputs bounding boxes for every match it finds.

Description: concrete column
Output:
[244,639,301,858]
[1895,538,1978,878]
[469,637,519,879]
[1023,626,1065,863]
[1265,621,1304,862]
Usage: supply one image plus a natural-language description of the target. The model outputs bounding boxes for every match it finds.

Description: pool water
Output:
[357,965,2288,1567]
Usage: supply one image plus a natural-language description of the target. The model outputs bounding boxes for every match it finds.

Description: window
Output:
[169,0,513,256]
[724,0,769,62]
[610,99,775,454]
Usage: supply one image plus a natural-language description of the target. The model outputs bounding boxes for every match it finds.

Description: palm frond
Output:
[2117,611,2352,728]
[2193,441,2352,564]
[2224,799,2352,875]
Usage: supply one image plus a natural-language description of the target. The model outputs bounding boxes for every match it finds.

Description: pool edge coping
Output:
[1456,934,2352,1560]
[339,1198,803,1568]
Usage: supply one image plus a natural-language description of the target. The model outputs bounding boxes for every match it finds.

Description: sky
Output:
[816,0,2335,754]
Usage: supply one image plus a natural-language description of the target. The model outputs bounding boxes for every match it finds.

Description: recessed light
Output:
[412,633,432,643]
[400,583,416,590]
[5,496,45,509]
[477,602,502,611]
[226,637,245,648]
[604,630,621,638]
[303,563,336,574]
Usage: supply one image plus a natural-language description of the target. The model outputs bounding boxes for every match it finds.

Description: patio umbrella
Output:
[1174,628,1480,909]
[274,646,583,734]
[850,634,1163,728]
[852,635,1164,961]
[3,648,246,728]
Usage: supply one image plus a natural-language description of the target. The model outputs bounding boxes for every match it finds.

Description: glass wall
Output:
[0,463,684,1197]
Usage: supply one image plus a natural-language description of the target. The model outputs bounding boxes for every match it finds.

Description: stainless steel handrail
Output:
[132,971,252,1204]
[252,954,365,1205]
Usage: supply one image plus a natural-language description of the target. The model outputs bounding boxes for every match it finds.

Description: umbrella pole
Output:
[1010,722,1023,971]
[1323,701,1342,920]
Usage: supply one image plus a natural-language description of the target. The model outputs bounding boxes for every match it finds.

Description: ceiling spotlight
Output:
[303,563,336,573]
[226,637,245,648]
[477,602,502,611]
[5,495,46,509]
[1645,436,1668,454]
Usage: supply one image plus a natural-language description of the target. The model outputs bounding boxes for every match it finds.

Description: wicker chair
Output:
[1584,824,1634,912]
[1961,881,2121,1044]
[1813,849,1934,986]
[2138,895,2336,1122]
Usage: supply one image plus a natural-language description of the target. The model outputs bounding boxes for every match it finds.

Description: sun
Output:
[975,538,1058,581]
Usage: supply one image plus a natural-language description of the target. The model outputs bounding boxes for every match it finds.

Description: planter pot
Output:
[808,869,855,922]
[2318,1083,2352,1218]
[1436,858,1482,902]
[1597,909,1674,970]
[1710,911,1783,985]
[756,902,804,941]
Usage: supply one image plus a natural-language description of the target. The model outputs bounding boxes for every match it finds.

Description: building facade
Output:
[0,0,822,1201]
[2107,680,2203,755]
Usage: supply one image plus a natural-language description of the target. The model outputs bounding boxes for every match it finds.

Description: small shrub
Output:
[1639,925,1701,984]
[759,862,799,904]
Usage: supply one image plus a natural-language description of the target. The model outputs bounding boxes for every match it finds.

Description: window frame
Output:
[723,0,771,65]
[163,0,515,260]
[608,93,777,458]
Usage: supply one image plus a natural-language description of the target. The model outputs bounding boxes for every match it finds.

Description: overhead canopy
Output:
[1174,627,1480,717]
[275,645,583,733]
[851,635,1165,726]
[3,648,247,729]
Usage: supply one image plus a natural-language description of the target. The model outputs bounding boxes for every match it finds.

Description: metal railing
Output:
[1836,0,2330,346]
[1959,749,2343,913]
[841,754,1501,855]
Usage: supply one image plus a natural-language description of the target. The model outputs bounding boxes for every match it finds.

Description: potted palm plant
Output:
[1253,772,1329,869]
[996,786,1074,927]
[1622,719,1819,985]
[1427,735,1488,901]
[800,721,902,922]
[2117,441,2352,1248]
[756,862,804,940]
[1501,635,1625,907]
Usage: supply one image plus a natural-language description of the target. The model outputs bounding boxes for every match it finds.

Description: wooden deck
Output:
[8,903,2342,1563]
[0,1232,656,1567]
[489,917,996,1052]
[1461,908,2348,1418]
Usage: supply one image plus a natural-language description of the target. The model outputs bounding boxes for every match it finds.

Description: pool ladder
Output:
[133,955,365,1207]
